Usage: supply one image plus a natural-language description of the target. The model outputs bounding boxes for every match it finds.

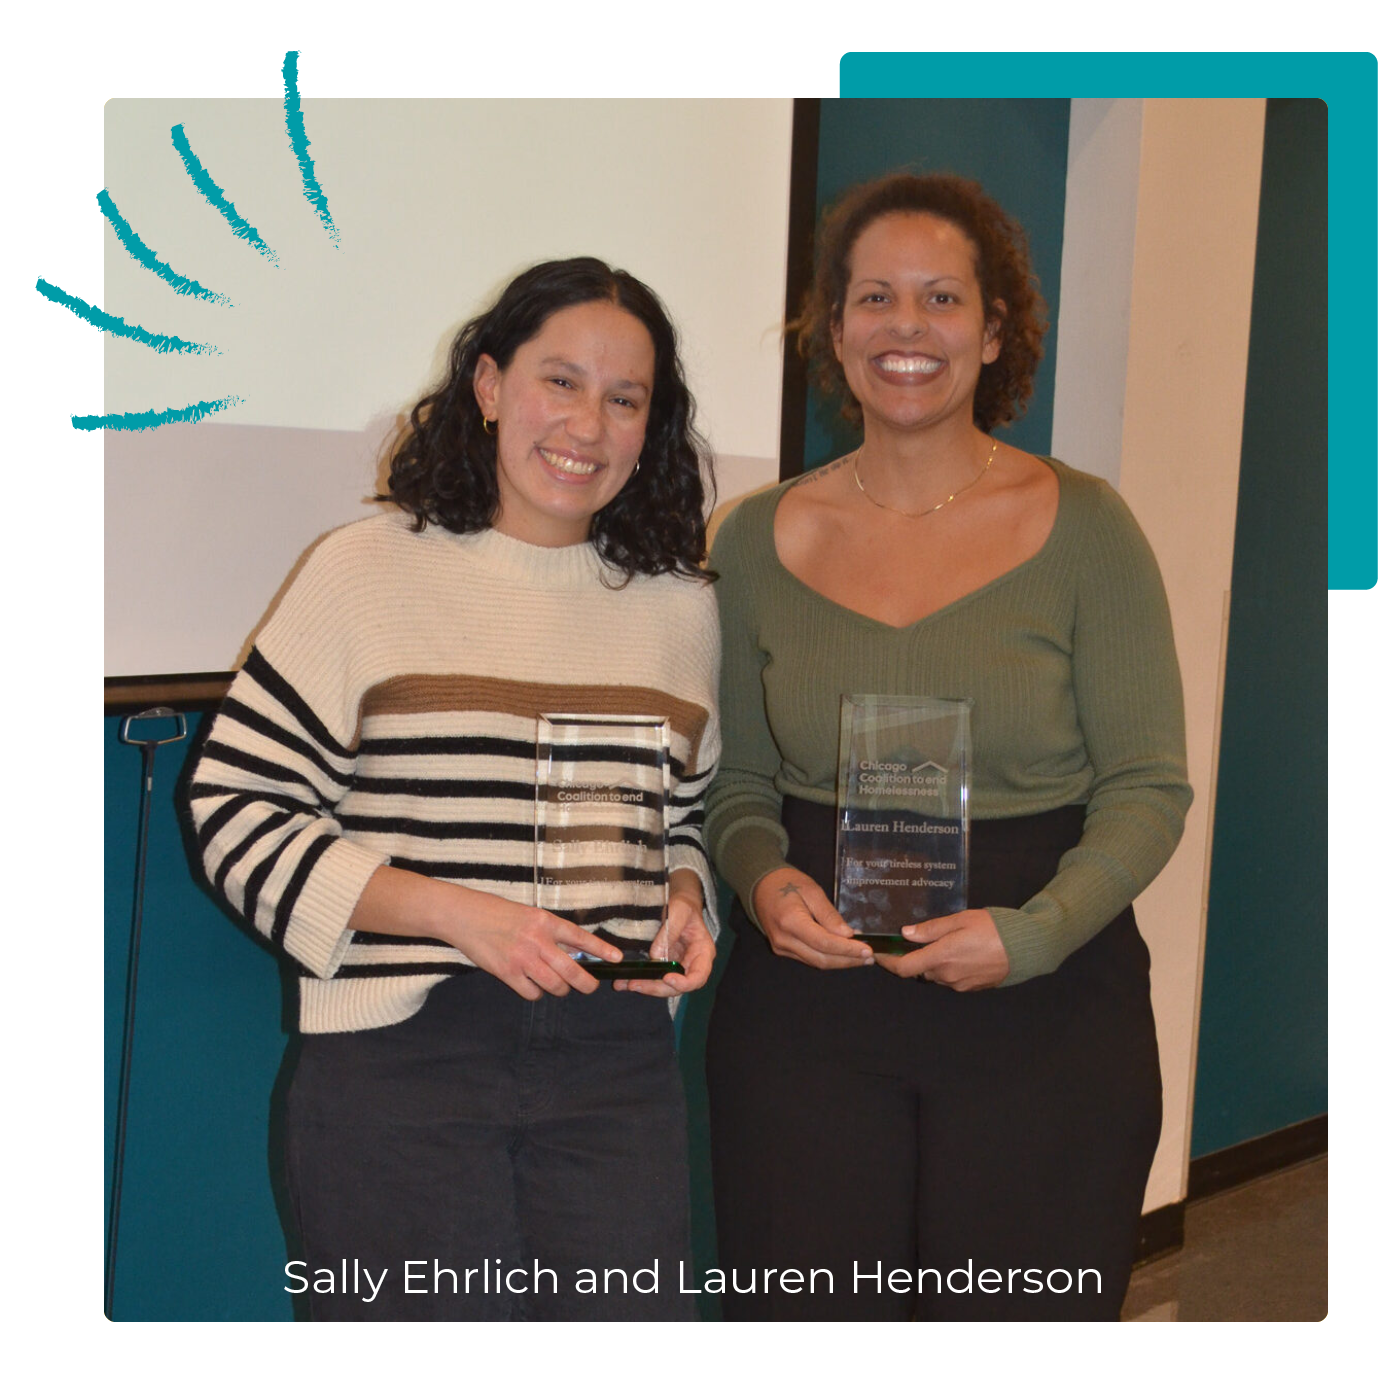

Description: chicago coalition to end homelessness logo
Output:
[855,757,948,798]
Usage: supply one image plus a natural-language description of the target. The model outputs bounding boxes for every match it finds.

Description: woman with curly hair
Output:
[704,174,1191,1320]
[188,257,719,1320]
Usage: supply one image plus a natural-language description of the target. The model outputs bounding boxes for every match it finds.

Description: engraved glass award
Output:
[835,695,971,955]
[535,714,682,980]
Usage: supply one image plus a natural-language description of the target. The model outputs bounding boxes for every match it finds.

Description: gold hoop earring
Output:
[482,416,497,437]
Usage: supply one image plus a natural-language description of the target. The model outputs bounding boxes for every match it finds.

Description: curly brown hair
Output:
[796,172,1047,432]
[385,258,713,582]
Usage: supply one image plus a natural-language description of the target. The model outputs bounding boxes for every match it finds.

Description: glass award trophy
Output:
[535,714,683,980]
[835,695,971,955]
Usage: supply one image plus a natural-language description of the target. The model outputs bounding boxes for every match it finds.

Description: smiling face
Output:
[472,300,655,547]
[832,212,1002,438]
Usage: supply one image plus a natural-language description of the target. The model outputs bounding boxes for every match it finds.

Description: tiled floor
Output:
[1123,1155,1327,1321]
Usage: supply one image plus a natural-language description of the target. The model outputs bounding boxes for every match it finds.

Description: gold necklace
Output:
[852,440,998,519]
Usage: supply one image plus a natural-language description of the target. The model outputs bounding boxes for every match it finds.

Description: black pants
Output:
[705,799,1162,1321]
[285,972,695,1321]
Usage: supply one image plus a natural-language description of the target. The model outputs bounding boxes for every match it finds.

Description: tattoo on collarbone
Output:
[793,454,854,489]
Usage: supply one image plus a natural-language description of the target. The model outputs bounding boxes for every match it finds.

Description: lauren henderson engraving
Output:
[535,713,682,978]
[835,696,971,954]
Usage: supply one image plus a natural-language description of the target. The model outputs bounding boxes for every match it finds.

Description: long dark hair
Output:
[386,257,713,580]
[796,172,1047,431]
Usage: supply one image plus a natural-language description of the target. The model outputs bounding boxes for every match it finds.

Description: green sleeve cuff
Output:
[987,905,1067,986]
[711,814,791,925]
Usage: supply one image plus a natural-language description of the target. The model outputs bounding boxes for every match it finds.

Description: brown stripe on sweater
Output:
[358,676,711,772]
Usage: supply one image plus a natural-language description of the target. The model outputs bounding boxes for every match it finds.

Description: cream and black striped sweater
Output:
[188,512,720,1033]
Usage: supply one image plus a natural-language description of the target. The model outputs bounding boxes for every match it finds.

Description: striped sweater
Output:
[188,512,721,1033]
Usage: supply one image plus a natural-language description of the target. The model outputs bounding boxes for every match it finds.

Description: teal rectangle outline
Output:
[840,52,1376,590]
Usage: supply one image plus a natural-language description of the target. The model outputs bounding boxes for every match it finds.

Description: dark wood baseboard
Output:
[1135,1113,1327,1268]
[105,673,233,714]
[1187,1113,1327,1204]
[1136,1201,1185,1264]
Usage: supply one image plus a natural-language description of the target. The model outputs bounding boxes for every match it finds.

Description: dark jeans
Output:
[285,972,695,1320]
[707,799,1163,1321]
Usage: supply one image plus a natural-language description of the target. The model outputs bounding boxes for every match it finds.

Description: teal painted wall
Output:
[106,712,294,1320]
[803,98,1070,468]
[1190,99,1328,1155]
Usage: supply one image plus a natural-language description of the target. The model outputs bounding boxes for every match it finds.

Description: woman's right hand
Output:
[349,867,623,1000]
[445,894,625,1000]
[751,867,873,970]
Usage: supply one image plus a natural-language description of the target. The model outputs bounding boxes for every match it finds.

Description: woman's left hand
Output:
[873,908,1010,991]
[615,876,715,997]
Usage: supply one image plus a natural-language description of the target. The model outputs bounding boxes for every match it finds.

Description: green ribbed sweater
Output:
[704,457,1192,985]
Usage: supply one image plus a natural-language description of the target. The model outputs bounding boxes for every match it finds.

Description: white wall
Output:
[1051,99,1143,489]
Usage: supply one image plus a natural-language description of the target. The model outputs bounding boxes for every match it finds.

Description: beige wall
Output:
[1112,100,1266,1209]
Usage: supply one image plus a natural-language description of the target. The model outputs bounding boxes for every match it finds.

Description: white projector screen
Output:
[104,99,792,676]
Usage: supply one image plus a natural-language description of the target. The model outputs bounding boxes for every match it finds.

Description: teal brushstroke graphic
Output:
[283,51,339,245]
[35,278,218,354]
[72,396,242,432]
[98,190,233,306]
[171,123,279,264]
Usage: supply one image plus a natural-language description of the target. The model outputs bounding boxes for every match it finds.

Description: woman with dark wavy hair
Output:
[388,257,712,580]
[704,174,1191,1320]
[189,257,718,1320]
